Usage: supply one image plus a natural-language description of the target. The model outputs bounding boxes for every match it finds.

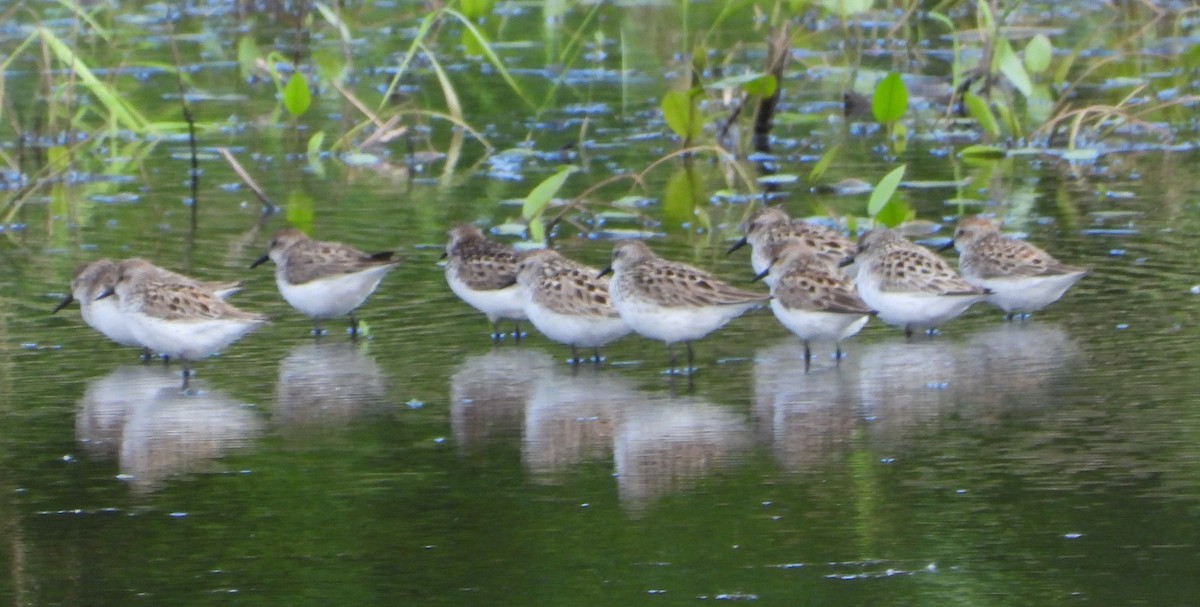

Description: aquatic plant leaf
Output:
[1185,43,1200,71]
[964,93,1000,137]
[460,0,495,19]
[523,165,578,223]
[284,73,312,116]
[867,165,906,217]
[709,72,776,97]
[663,167,701,233]
[661,89,701,140]
[1024,34,1052,75]
[809,143,841,182]
[237,36,260,78]
[994,38,1032,97]
[285,190,315,234]
[874,197,912,228]
[872,73,908,124]
[529,217,545,243]
[819,0,873,18]
[307,132,324,157]
[956,145,1007,159]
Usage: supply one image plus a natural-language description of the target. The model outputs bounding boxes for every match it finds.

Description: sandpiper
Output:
[443,224,528,341]
[515,248,630,364]
[942,216,1088,319]
[600,240,768,373]
[54,258,241,359]
[842,228,988,337]
[758,242,872,369]
[251,228,399,336]
[99,260,267,388]
[727,206,855,283]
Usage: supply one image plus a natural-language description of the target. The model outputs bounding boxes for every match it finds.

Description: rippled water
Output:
[5,1,1200,604]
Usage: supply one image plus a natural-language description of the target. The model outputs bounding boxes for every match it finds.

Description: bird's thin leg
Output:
[514,321,523,342]
[348,313,359,338]
[667,344,677,373]
[686,342,695,374]
[491,320,502,342]
[593,347,602,365]
[181,362,191,390]
[804,340,812,372]
[571,346,580,365]
[835,342,843,365]
[905,325,913,339]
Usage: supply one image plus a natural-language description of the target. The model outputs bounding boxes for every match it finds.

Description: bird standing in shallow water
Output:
[600,240,768,374]
[251,228,399,337]
[99,260,267,389]
[941,216,1088,320]
[757,241,873,370]
[515,248,630,365]
[443,224,528,342]
[843,228,988,338]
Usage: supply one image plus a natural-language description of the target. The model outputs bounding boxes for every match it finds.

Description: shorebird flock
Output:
[54,209,1088,385]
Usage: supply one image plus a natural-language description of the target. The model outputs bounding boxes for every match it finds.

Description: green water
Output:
[4,1,1200,605]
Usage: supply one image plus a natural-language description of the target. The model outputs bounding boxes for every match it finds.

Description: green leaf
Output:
[283,72,312,116]
[774,112,823,126]
[964,92,1000,137]
[994,38,1033,97]
[1184,43,1200,71]
[818,0,873,18]
[661,88,701,140]
[663,167,701,233]
[808,143,841,182]
[460,0,495,19]
[956,145,1007,159]
[874,197,912,228]
[522,165,578,223]
[307,131,324,157]
[708,72,777,97]
[285,190,315,234]
[529,217,545,243]
[871,72,908,124]
[867,165,906,217]
[237,36,260,77]
[1024,34,1052,75]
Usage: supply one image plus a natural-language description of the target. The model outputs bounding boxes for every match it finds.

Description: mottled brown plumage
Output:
[767,246,873,316]
[612,240,768,308]
[734,206,855,272]
[444,224,523,291]
[854,229,985,296]
[262,228,397,286]
[952,216,1085,279]
[517,249,617,318]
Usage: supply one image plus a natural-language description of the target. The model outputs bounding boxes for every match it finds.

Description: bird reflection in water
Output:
[614,396,752,511]
[450,349,557,453]
[76,366,264,493]
[273,341,389,431]
[521,368,641,479]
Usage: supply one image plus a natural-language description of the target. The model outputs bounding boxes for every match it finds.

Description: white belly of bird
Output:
[446,272,527,323]
[127,312,264,361]
[856,278,984,330]
[613,297,756,345]
[524,301,630,348]
[769,300,869,343]
[278,265,393,320]
[81,297,143,348]
[970,271,1086,313]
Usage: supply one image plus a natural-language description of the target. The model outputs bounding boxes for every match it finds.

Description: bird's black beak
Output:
[750,268,769,283]
[837,256,855,268]
[250,254,270,269]
[597,266,613,278]
[439,251,448,260]
[936,240,955,252]
[726,237,748,255]
[96,287,115,300]
[51,294,74,314]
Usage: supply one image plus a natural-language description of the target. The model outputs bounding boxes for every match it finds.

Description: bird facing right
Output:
[515,248,630,364]
[600,240,768,373]
[844,228,988,338]
[943,216,1088,319]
